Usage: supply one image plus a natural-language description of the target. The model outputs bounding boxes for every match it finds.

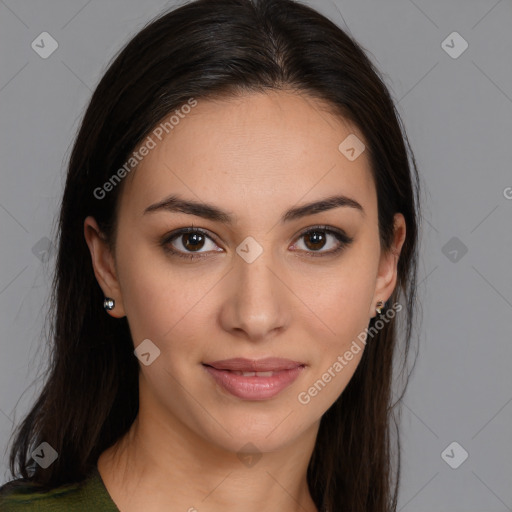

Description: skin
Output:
[84,90,406,512]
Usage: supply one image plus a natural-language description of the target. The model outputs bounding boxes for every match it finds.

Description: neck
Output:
[98,403,320,512]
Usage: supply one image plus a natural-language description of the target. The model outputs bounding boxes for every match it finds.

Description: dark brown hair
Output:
[1,1,421,511]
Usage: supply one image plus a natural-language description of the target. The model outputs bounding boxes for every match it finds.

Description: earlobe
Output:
[83,216,126,318]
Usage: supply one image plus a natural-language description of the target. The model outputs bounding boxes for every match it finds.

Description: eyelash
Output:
[161,225,354,261]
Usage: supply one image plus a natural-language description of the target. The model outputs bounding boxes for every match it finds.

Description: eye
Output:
[291,225,353,257]
[161,227,222,260]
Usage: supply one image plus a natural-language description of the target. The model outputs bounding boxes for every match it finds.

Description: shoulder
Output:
[0,478,82,511]
[0,467,117,512]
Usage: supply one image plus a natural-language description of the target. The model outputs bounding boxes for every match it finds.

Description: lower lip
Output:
[203,364,305,400]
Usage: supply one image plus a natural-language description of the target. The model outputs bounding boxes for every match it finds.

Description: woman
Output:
[0,0,421,510]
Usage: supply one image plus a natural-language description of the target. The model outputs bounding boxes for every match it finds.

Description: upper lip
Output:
[203,357,304,372]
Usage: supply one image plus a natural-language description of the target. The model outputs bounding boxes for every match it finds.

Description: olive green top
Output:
[0,466,120,511]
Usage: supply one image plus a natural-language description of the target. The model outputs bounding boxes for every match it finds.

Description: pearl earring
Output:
[376,300,384,314]
[103,297,115,311]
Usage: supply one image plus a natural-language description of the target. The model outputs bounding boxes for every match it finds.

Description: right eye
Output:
[161,227,223,260]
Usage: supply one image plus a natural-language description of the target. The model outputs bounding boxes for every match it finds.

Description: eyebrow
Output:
[143,193,365,223]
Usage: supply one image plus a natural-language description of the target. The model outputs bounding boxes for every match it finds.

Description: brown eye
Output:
[303,230,328,251]
[162,227,222,259]
[292,226,353,257]
[181,232,206,251]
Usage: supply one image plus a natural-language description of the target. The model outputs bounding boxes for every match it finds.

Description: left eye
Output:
[291,227,352,256]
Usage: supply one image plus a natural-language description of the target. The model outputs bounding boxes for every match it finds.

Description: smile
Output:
[202,358,306,400]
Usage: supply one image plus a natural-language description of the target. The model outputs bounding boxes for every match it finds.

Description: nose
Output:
[219,248,290,342]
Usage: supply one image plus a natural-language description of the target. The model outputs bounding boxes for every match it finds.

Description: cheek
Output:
[115,240,218,352]
[298,284,371,413]
[312,254,377,340]
[300,246,378,404]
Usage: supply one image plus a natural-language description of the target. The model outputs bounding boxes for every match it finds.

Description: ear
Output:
[370,213,406,318]
[83,216,126,318]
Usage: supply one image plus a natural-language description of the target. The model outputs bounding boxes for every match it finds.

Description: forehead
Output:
[120,90,376,221]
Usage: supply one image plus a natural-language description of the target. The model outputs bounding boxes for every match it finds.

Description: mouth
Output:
[202,358,306,400]
[203,357,305,372]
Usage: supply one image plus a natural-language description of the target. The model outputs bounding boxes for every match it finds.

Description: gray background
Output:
[1,0,511,510]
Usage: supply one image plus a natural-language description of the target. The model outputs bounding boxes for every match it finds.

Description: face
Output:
[85,90,405,455]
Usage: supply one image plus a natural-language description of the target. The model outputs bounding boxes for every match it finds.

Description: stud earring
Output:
[103,297,115,311]
[376,300,384,314]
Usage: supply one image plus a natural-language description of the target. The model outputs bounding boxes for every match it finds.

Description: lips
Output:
[202,357,306,400]
[203,357,304,372]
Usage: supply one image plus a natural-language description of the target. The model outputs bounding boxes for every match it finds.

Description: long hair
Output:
[2,1,422,510]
